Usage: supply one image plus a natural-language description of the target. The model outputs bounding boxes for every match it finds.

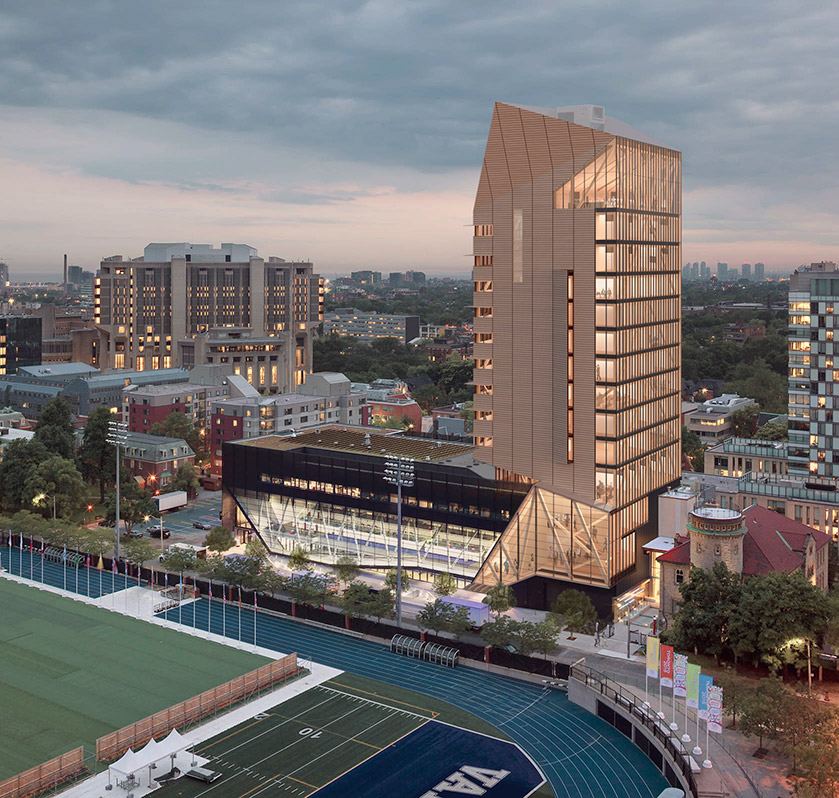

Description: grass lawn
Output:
[0,578,269,779]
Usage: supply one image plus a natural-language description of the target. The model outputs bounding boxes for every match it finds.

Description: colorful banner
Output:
[686,663,701,708]
[673,653,688,697]
[698,674,713,720]
[646,636,660,678]
[707,685,723,734]
[660,644,674,688]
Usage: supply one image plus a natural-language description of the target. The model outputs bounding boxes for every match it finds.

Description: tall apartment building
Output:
[717,262,728,279]
[788,261,839,479]
[741,262,752,280]
[94,243,323,393]
[0,262,9,286]
[754,262,765,281]
[470,102,681,613]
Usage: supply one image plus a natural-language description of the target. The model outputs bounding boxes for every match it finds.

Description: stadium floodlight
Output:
[106,419,128,559]
[383,455,414,627]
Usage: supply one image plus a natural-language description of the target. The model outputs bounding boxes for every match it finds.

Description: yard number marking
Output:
[419,766,510,797]
[298,728,323,739]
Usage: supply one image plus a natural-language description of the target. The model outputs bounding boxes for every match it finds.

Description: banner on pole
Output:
[686,663,701,708]
[673,653,688,697]
[660,644,674,688]
[646,636,660,678]
[707,685,723,734]
[698,674,713,720]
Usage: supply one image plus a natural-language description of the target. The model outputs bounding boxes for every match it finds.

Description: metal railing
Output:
[570,663,698,797]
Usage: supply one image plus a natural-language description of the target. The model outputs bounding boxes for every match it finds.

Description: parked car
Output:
[147,528,171,539]
[98,519,115,527]
[121,529,144,540]
[192,521,213,530]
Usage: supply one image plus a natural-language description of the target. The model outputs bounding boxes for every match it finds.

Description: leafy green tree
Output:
[149,411,203,458]
[531,621,560,659]
[777,692,826,774]
[159,548,197,584]
[244,536,269,565]
[432,572,457,597]
[480,616,516,649]
[123,537,158,571]
[8,510,50,545]
[448,606,473,640]
[753,420,787,441]
[728,404,760,438]
[668,562,741,658]
[728,571,829,670]
[717,666,751,729]
[25,455,88,518]
[724,360,787,413]
[385,568,411,594]
[203,526,235,554]
[166,463,200,498]
[105,481,156,536]
[286,572,331,607]
[34,398,76,460]
[795,704,839,793]
[340,581,374,619]
[369,588,396,622]
[0,439,49,511]
[417,599,457,634]
[550,589,597,637]
[681,425,704,472]
[482,582,516,618]
[83,526,114,562]
[333,555,360,587]
[288,547,312,572]
[739,675,789,751]
[78,406,116,502]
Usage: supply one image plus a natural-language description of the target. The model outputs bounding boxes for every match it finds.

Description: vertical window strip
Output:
[567,271,574,462]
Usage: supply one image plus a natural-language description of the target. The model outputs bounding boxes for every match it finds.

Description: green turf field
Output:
[0,579,269,780]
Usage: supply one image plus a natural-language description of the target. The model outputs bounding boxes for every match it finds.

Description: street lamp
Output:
[106,419,128,559]
[383,455,414,627]
[33,492,56,519]
[786,637,813,695]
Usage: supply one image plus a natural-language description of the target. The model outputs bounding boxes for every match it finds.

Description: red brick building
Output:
[123,432,196,490]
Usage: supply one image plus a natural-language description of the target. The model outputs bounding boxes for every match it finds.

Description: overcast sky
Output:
[0,0,836,278]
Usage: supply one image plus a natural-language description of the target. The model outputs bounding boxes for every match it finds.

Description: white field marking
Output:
[496,688,551,727]
[314,685,433,721]
[190,697,369,798]
[246,710,410,798]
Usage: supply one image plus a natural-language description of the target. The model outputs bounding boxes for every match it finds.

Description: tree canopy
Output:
[34,398,76,460]
[78,406,117,501]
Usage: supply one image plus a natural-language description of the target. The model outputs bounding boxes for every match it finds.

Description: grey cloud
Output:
[0,0,837,240]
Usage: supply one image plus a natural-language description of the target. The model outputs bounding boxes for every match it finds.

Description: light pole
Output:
[33,492,56,520]
[383,455,414,628]
[106,419,128,559]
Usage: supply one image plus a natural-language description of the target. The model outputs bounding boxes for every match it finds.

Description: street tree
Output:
[777,692,826,774]
[160,548,197,586]
[244,536,269,565]
[286,573,328,607]
[83,526,114,564]
[480,616,516,649]
[166,463,201,498]
[123,537,158,576]
[432,572,457,597]
[728,571,829,670]
[0,439,50,512]
[104,481,156,536]
[668,562,741,658]
[288,547,313,572]
[333,556,360,588]
[149,411,203,458]
[33,398,76,460]
[385,568,411,594]
[448,606,473,640]
[368,588,396,623]
[203,526,235,554]
[531,621,560,659]
[482,582,516,618]
[417,599,457,635]
[795,705,839,793]
[739,675,789,752]
[25,455,88,518]
[78,406,116,502]
[717,666,751,729]
[340,581,374,619]
[550,589,597,637]
[8,510,50,546]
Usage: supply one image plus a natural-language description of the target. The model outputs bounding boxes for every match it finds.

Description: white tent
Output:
[107,730,193,785]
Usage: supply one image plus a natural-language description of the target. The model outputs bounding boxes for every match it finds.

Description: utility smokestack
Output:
[63,254,67,294]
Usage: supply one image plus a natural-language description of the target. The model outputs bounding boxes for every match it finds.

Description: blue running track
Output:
[1,549,668,797]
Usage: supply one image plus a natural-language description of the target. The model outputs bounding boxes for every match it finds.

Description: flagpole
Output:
[222,586,226,639]
[253,592,257,648]
[238,588,242,648]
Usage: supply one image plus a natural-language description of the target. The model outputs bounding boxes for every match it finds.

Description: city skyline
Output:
[0,2,837,277]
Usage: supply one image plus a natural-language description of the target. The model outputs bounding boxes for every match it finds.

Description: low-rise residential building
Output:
[723,322,766,344]
[685,394,756,445]
[209,372,368,473]
[323,308,420,344]
[122,431,195,490]
[657,504,829,616]
[366,393,422,430]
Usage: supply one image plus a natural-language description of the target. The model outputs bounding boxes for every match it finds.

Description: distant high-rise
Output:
[470,102,681,613]
[741,262,752,280]
[717,262,728,279]
[0,316,41,374]
[0,261,9,286]
[682,263,691,283]
[95,243,323,392]
[754,262,765,281]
